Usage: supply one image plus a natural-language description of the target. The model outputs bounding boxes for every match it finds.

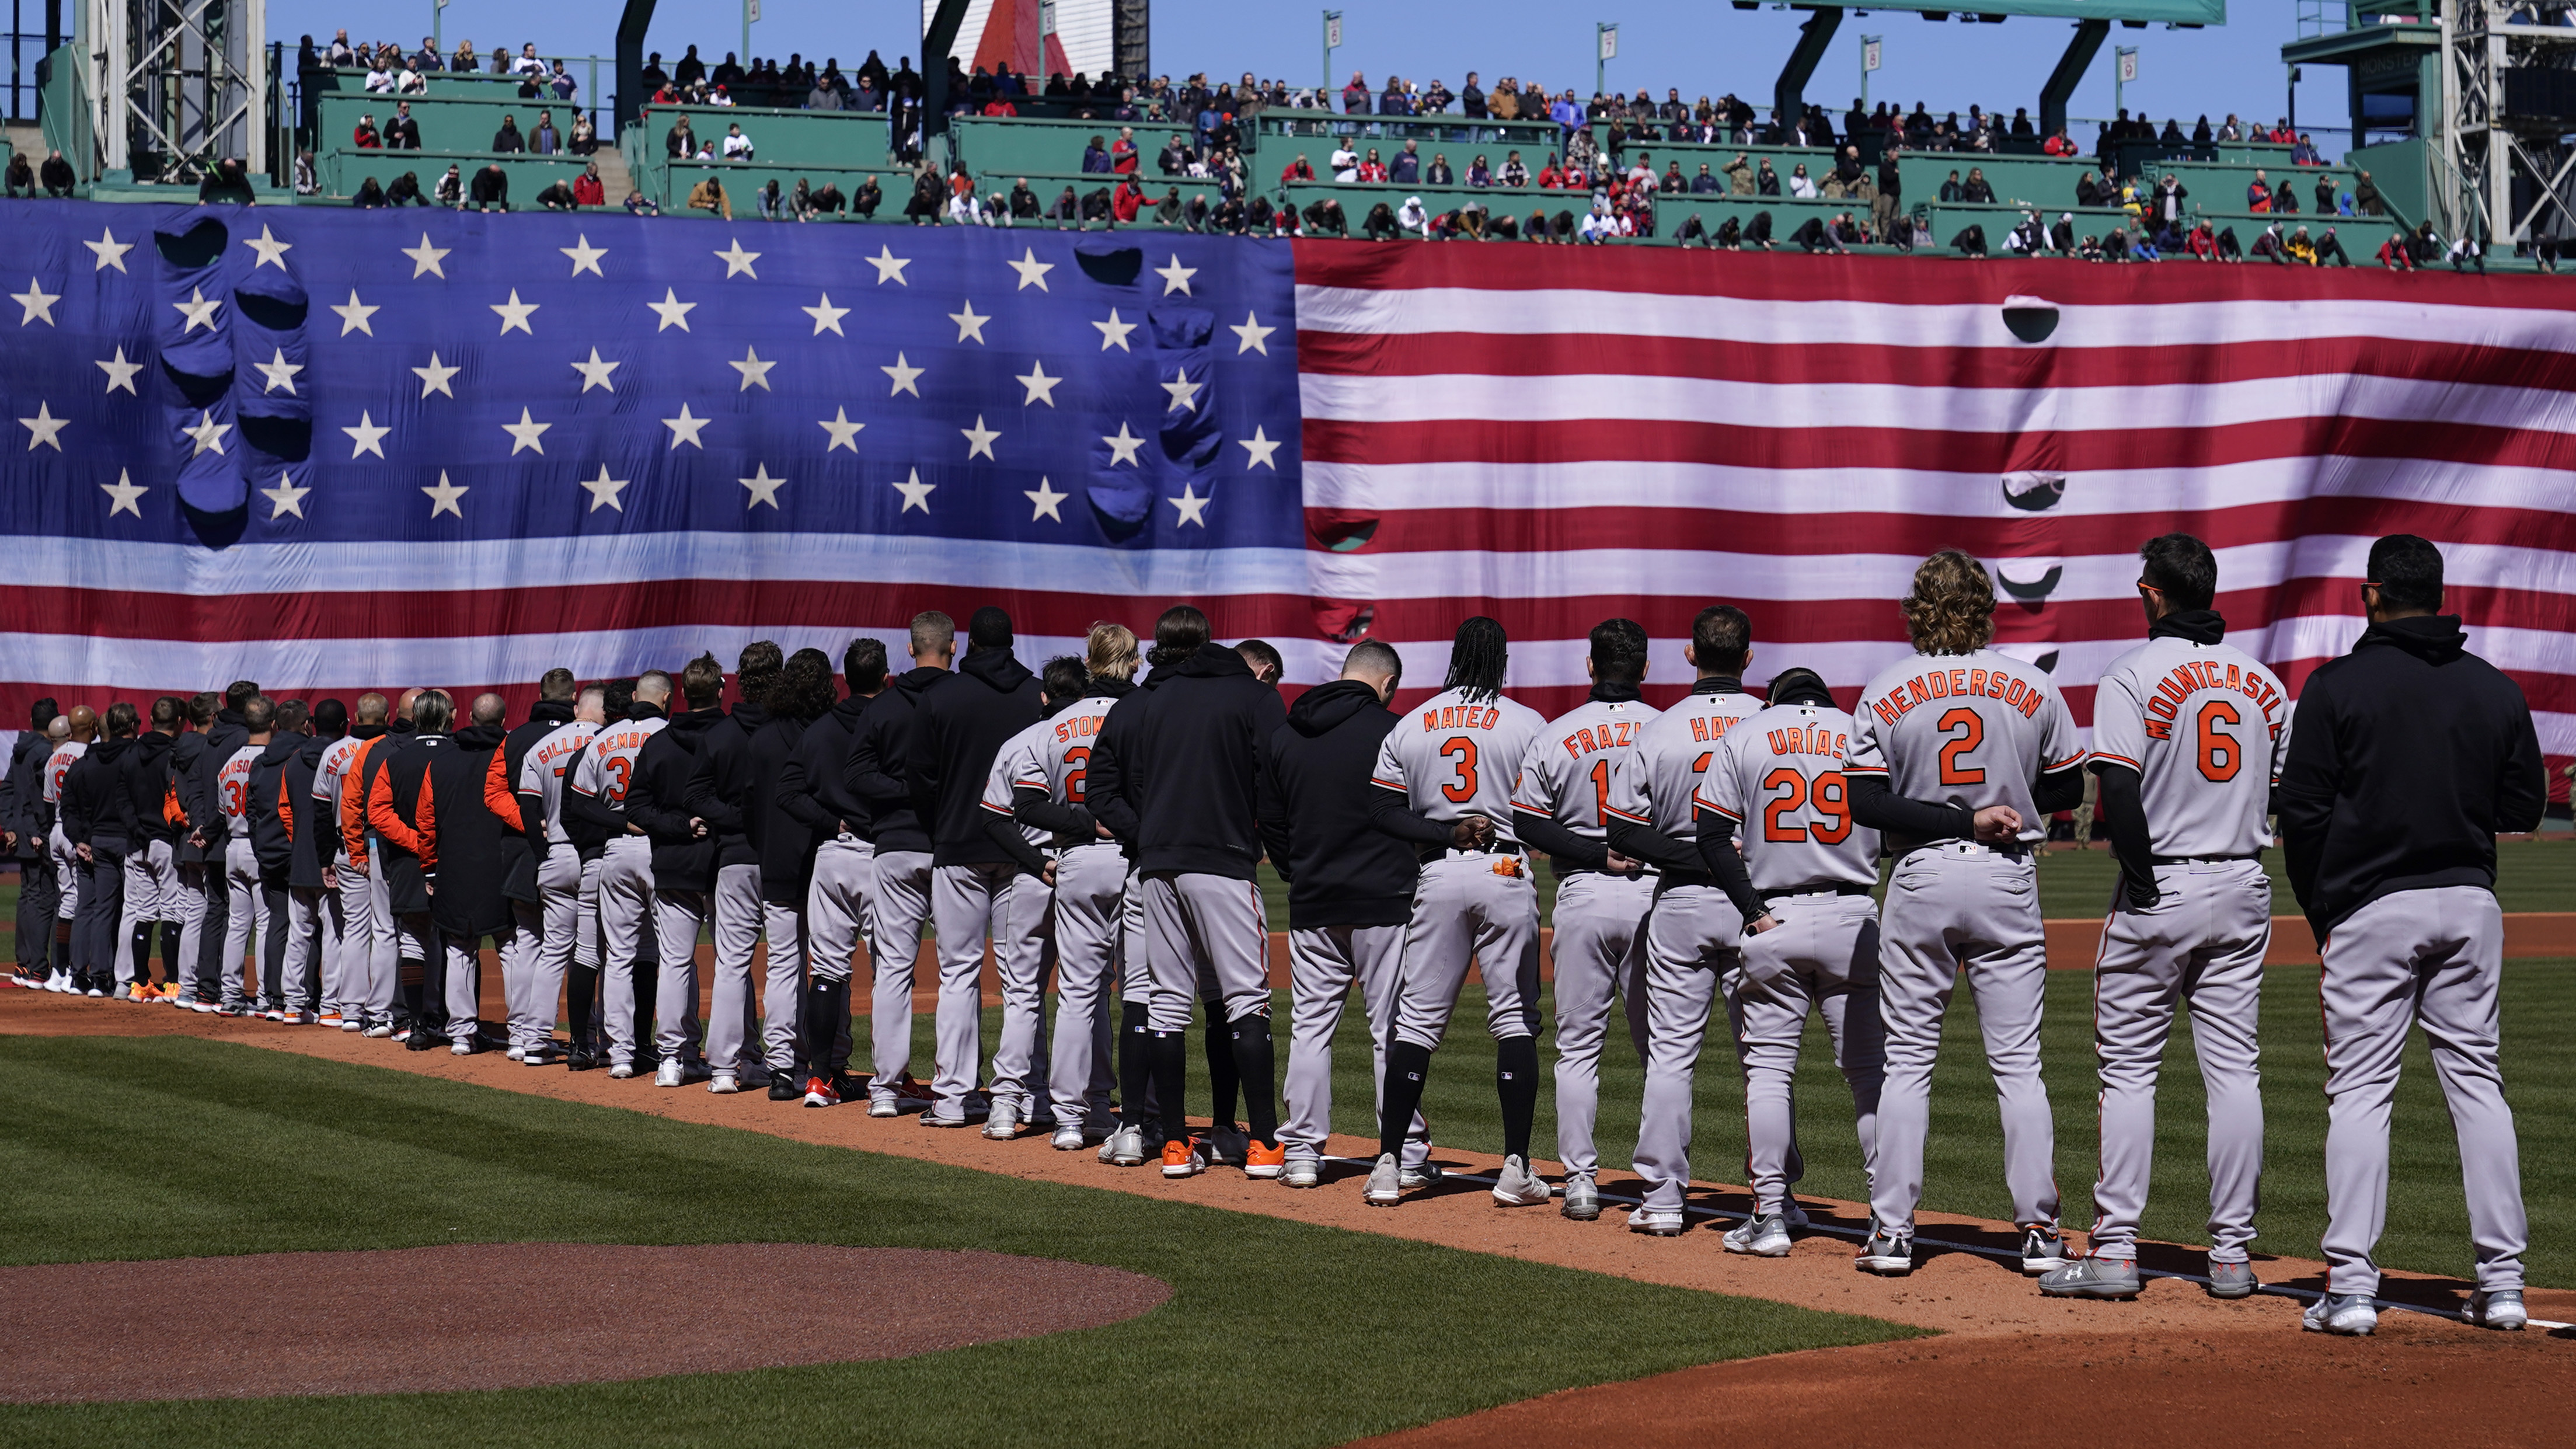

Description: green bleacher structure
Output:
[316,90,593,166]
[630,103,894,210]
[320,148,591,204]
[305,66,574,105]
[948,116,1200,182]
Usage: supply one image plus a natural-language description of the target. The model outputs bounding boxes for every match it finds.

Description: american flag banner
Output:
[2,204,2570,796]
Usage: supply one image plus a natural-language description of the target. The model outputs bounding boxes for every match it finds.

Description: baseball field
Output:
[4,841,2572,1446]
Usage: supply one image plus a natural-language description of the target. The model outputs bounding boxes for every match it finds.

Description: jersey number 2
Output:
[1439,737,1479,804]
[1936,707,1986,786]
[1063,745,1090,803]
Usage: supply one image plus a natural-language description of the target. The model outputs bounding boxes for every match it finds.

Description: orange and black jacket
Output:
[245,734,303,884]
[337,723,392,869]
[367,729,450,916]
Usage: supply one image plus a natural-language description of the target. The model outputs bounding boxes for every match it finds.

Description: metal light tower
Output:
[85,0,266,179]
[2439,0,2576,249]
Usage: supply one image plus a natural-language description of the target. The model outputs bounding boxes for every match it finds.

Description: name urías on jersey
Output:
[1870,664,2045,726]
[1421,704,1506,732]
[1555,718,1641,760]
[2142,660,2285,741]
[1764,722,1849,760]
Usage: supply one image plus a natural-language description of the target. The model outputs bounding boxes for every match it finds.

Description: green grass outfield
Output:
[0,1036,1911,1448]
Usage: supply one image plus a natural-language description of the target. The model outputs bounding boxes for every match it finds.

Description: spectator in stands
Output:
[329,29,356,66]
[292,149,318,196]
[1082,135,1111,173]
[365,55,395,93]
[723,123,754,160]
[468,163,509,211]
[1791,214,1843,253]
[2272,177,2298,214]
[353,175,386,207]
[1304,196,1348,235]
[1392,140,1421,185]
[1461,72,1486,119]
[1005,179,1038,221]
[689,172,731,220]
[1111,175,1146,224]
[1111,127,1139,172]
[1500,151,1529,187]
[621,189,659,216]
[2293,133,2322,166]
[1341,72,1370,114]
[514,43,543,76]
[1378,76,1408,116]
[1044,184,1079,225]
[552,61,578,102]
[1536,156,1563,189]
[398,61,427,96]
[536,177,578,211]
[2352,169,2380,215]
[906,169,944,224]
[1789,162,1818,199]
[1359,148,1389,182]
[2377,230,2414,271]
[353,114,383,149]
[573,161,604,207]
[493,115,527,153]
[2184,219,2217,260]
[1939,169,1964,203]
[533,112,561,156]
[665,114,697,160]
[382,170,423,205]
[2072,170,2105,207]
[1951,222,1988,257]
[1361,201,1400,239]
[1742,210,1774,248]
[2250,222,2288,263]
[1873,144,1903,238]
[559,114,592,156]
[2285,227,2319,264]
[1962,167,1995,203]
[2315,226,2352,266]
[2313,172,2337,216]
[2043,129,2076,157]
[1756,158,1780,196]
[379,102,416,150]
[853,175,881,217]
[755,179,787,221]
[1429,153,1455,186]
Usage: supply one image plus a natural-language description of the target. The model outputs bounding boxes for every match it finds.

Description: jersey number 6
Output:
[2196,698,2242,782]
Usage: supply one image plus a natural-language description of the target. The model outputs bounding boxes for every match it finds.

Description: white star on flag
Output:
[817,407,865,451]
[961,415,1001,460]
[182,409,228,455]
[173,287,222,333]
[1155,254,1197,295]
[1103,422,1144,466]
[255,348,305,395]
[1168,483,1211,527]
[663,403,710,448]
[11,278,58,326]
[891,468,936,513]
[19,401,67,451]
[491,290,539,335]
[1024,477,1068,522]
[1006,247,1055,291]
[740,464,787,509]
[423,471,468,518]
[578,465,630,512]
[96,346,141,395]
[413,352,461,398]
[882,353,924,397]
[1093,309,1137,351]
[1231,311,1275,355]
[647,287,696,332]
[501,407,552,455]
[730,347,776,391]
[560,234,609,277]
[83,228,133,273]
[341,410,389,459]
[571,348,619,393]
[101,470,147,517]
[949,299,990,343]
[402,232,451,278]
[262,472,311,519]
[1162,367,1202,413]
[713,237,761,278]
[803,292,850,336]
[1238,426,1282,470]
[1015,360,1061,407]
[243,224,294,270]
[867,246,911,285]
[331,288,379,336]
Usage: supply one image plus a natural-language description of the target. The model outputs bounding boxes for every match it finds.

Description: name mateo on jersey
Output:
[2141,660,2285,741]
[1765,722,1849,759]
[1420,704,1505,733]
[1870,664,2045,726]
[1556,717,1641,760]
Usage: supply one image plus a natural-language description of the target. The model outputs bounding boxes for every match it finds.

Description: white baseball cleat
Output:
[1491,1155,1551,1208]
[2466,1290,2527,1332]
[1724,1212,1794,1257]
[2302,1294,2378,1336]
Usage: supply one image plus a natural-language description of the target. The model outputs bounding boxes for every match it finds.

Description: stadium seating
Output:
[1257,113,1566,187]
[319,148,590,205]
[971,169,1236,222]
[305,65,565,104]
[627,103,893,210]
[318,92,590,165]
[656,159,897,215]
[948,116,1198,182]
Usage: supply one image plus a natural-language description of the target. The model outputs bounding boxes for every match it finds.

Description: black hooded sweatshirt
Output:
[2277,613,2546,938]
[246,733,305,883]
[426,719,515,936]
[628,706,724,891]
[60,735,135,853]
[842,666,948,856]
[1089,643,1287,880]
[1257,677,1416,928]
[684,699,772,872]
[6,730,49,855]
[114,729,180,848]
[909,647,1043,867]
[288,730,343,890]
[744,711,815,903]
[783,692,874,842]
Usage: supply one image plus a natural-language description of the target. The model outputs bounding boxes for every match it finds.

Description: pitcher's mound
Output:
[3,1242,1170,1403]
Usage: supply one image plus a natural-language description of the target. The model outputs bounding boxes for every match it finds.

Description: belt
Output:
[1764,882,1876,901]
[2149,851,2263,865]
[1418,842,1525,865]
[1908,839,2030,861]
[1655,869,1719,890]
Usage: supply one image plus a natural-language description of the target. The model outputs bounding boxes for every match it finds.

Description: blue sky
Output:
[280,1,2339,140]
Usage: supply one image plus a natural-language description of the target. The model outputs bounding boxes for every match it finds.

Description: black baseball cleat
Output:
[566,1050,602,1072]
[769,1072,806,1102]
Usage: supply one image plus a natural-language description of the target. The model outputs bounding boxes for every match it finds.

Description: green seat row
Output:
[318,90,591,159]
[319,147,590,201]
[947,115,1201,184]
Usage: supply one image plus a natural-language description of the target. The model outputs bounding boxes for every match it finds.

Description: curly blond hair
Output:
[1901,549,1996,656]
[1085,621,1140,680]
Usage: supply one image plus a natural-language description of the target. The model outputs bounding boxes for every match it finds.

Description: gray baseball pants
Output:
[359,858,398,1026]
[2088,858,2268,1263]
[1391,852,1542,1050]
[1136,870,1269,1032]
[284,883,343,1015]
[982,868,1057,1120]
[651,888,710,1066]
[803,835,869,1075]
[597,835,656,1066]
[529,844,590,1049]
[2319,886,2526,1296]
[1282,922,1429,1169]
[174,858,211,998]
[867,849,935,1085]
[928,861,1015,1110]
[506,898,553,1051]
[1549,869,1654,1179]
[219,837,266,1009]
[117,840,177,988]
[50,827,78,927]
[1730,889,1885,1217]
[705,864,769,1076]
[444,922,519,1048]
[1872,842,2059,1235]
[1632,883,1747,1211]
[1047,842,1128,1130]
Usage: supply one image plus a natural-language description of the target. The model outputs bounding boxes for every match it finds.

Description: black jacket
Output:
[172,726,221,856]
[909,649,1043,866]
[6,732,47,856]
[684,699,771,871]
[287,732,340,890]
[1258,678,1416,928]
[2278,614,2546,937]
[744,713,814,902]
[628,706,723,891]
[842,666,946,855]
[115,730,180,847]
[1089,644,1286,880]
[427,720,515,936]
[783,692,873,842]
[60,736,135,853]
[246,734,304,884]
[499,699,577,899]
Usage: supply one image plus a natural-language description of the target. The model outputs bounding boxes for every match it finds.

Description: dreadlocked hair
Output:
[1148,604,1211,670]
[1901,549,1996,657]
[1444,616,1510,701]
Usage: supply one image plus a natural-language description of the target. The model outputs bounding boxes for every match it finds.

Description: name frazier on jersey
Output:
[1869,664,2047,725]
[2138,659,2285,743]
[1555,718,1642,759]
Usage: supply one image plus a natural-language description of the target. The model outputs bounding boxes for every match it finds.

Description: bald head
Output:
[46,716,69,741]
[470,692,507,726]
[394,687,424,722]
[65,705,96,742]
[354,692,389,725]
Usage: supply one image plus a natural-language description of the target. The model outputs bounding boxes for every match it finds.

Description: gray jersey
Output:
[1512,698,1660,848]
[979,718,1052,850]
[1605,687,1762,836]
[2089,635,2289,859]
[43,741,85,805]
[1846,649,2084,847]
[315,734,368,861]
[1371,687,1547,847]
[1696,701,1881,894]
[1016,692,1118,809]
[568,716,667,816]
[218,744,263,832]
[519,719,605,844]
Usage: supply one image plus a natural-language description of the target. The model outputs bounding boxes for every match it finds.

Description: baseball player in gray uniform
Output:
[517,687,606,1063]
[215,710,270,1013]
[778,639,881,1104]
[1845,550,2087,1277]
[1695,666,1885,1255]
[566,671,671,1078]
[2041,535,2285,1301]
[2278,534,2546,1336]
[974,664,1072,1140]
[1511,619,1659,1222]
[41,715,88,993]
[1361,616,1551,1208]
[313,702,377,1030]
[1606,605,1765,1235]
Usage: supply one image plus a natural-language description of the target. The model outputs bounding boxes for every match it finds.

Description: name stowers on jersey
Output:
[1512,697,1659,851]
[1846,649,2085,848]
[1371,688,1547,847]
[1606,686,1763,836]
[1695,701,1883,893]
[1009,694,1117,845]
[2088,634,2290,859]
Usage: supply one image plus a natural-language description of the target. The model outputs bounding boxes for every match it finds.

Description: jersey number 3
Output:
[1439,737,1479,804]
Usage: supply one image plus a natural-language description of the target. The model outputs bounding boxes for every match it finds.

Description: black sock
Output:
[803,977,848,1081]
[1203,995,1240,1128]
[1379,1040,1434,1162]
[159,924,184,988]
[1497,1035,1540,1163]
[566,963,600,1050]
[1118,1004,1153,1128]
[129,923,153,983]
[1228,1011,1279,1147]
[398,964,423,1024]
[1151,1029,1190,1145]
